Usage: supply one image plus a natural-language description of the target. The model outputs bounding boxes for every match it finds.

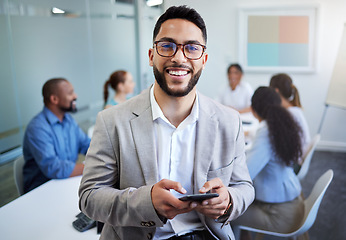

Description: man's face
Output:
[149,19,208,97]
[228,66,243,90]
[56,81,78,113]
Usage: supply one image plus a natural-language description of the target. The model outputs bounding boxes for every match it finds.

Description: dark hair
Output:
[269,73,302,108]
[42,78,67,105]
[103,70,128,105]
[227,63,243,74]
[153,5,207,43]
[251,87,302,166]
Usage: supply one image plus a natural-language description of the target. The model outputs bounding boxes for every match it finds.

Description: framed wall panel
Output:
[238,6,318,73]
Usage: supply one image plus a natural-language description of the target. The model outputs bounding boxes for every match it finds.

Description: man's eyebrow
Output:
[156,37,175,42]
[156,37,204,45]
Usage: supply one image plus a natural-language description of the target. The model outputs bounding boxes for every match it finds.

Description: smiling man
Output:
[79,6,254,240]
[23,78,90,193]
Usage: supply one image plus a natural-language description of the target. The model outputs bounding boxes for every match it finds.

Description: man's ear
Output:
[50,95,59,105]
[148,48,154,67]
[201,52,208,70]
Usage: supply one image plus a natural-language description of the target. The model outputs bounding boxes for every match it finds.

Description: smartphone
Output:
[179,193,219,201]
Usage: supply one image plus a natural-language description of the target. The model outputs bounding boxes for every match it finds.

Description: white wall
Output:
[163,0,346,152]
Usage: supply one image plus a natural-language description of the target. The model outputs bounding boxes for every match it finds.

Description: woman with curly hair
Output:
[233,87,307,240]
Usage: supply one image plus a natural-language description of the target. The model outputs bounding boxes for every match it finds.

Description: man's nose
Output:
[171,46,187,63]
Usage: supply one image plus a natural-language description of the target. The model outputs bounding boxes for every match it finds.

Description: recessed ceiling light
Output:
[52,7,65,14]
[146,0,163,7]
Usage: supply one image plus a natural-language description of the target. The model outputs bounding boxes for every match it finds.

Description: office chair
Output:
[297,134,321,181]
[238,169,333,240]
[13,155,25,195]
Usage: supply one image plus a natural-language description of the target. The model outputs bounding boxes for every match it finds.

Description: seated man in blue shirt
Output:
[23,78,91,193]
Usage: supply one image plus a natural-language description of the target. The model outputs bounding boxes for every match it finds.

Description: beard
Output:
[60,99,77,113]
[153,64,202,97]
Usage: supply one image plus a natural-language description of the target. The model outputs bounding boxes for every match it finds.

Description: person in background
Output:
[233,87,307,240]
[23,78,90,193]
[216,63,253,113]
[103,70,135,109]
[79,5,254,240]
[269,73,311,161]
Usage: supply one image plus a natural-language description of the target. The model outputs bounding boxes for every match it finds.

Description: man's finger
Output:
[199,178,223,193]
[159,179,187,194]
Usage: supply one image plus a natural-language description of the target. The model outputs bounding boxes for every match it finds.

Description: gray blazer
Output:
[79,88,254,240]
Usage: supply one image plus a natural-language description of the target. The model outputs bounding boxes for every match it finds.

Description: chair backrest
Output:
[297,134,321,180]
[13,155,25,195]
[238,169,333,238]
[295,169,333,235]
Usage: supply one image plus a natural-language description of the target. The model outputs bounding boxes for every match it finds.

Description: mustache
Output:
[164,64,193,72]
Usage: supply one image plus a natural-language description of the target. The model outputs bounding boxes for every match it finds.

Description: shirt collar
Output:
[150,85,199,127]
[43,106,67,125]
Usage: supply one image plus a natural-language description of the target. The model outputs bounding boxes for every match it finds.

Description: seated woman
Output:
[270,73,311,159]
[103,70,135,109]
[216,63,253,113]
[233,87,307,240]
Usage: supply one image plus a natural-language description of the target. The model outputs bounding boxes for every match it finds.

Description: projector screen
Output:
[325,23,346,109]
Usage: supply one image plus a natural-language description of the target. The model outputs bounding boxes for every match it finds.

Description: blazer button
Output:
[147,233,153,239]
[149,221,155,226]
[141,221,152,227]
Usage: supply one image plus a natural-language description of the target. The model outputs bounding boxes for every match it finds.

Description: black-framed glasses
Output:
[154,41,206,60]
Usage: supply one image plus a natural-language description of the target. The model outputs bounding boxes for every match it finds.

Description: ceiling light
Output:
[52,7,65,14]
[146,0,163,7]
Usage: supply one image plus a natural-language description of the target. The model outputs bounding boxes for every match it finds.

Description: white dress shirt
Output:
[216,81,253,111]
[287,106,311,158]
[150,86,204,239]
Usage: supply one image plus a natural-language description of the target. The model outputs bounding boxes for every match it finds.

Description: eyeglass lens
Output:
[156,41,204,60]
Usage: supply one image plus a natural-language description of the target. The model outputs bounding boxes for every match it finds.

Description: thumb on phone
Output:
[199,177,224,193]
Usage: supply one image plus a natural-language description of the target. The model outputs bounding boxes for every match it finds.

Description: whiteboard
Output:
[326,23,346,108]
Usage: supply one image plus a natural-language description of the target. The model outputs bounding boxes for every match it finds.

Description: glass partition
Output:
[0,0,161,160]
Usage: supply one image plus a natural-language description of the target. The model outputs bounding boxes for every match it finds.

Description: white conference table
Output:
[240,112,259,151]
[0,176,99,240]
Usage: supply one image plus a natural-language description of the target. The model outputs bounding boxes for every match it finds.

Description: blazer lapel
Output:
[193,94,220,229]
[194,95,218,192]
[130,90,158,185]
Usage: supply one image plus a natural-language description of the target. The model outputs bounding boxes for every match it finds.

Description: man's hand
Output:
[151,179,196,220]
[70,163,84,177]
[194,178,231,219]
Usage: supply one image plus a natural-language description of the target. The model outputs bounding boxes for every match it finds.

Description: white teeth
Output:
[168,70,188,76]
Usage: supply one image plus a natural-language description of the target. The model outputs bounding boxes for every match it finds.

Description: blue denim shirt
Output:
[23,107,90,192]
